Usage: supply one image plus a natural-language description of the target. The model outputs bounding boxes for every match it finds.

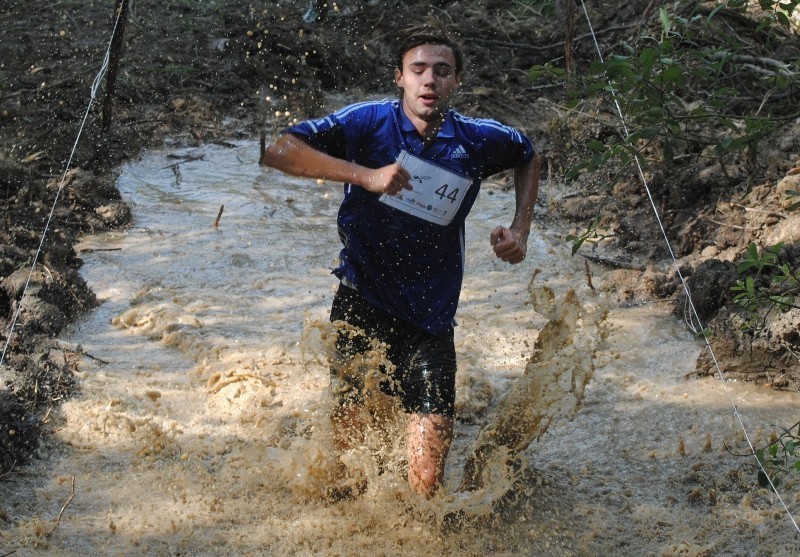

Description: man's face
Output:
[395,44,462,127]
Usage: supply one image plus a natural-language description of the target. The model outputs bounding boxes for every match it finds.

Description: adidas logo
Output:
[450,144,469,159]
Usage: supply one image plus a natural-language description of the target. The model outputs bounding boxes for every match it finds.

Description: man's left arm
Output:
[490,151,541,264]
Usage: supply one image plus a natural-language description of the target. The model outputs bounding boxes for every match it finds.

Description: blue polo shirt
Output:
[284,99,534,334]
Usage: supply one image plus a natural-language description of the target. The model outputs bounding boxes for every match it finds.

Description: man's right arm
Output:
[260,133,411,196]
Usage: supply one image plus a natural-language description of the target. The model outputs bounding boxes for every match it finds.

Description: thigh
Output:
[329,284,457,416]
[329,284,398,404]
[397,329,457,417]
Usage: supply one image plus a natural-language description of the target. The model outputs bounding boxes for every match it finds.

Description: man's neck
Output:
[411,114,445,145]
[419,123,442,145]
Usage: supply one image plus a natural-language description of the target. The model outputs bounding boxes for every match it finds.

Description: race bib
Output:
[379,150,472,226]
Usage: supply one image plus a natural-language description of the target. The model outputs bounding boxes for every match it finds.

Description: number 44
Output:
[435,184,459,203]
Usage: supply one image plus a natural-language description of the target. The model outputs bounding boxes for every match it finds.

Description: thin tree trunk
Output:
[102,0,129,132]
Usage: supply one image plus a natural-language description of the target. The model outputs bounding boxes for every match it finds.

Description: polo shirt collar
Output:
[397,101,456,140]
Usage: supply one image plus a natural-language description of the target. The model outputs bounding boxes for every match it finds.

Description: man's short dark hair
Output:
[395,17,464,75]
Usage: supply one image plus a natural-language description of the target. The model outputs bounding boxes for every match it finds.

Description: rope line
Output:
[578,0,799,535]
[0,2,127,369]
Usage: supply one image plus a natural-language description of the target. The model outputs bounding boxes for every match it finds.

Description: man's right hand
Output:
[260,134,412,196]
[363,163,413,196]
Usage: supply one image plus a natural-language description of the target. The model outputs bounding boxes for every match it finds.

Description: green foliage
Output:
[542,2,800,278]
[730,190,800,331]
[730,241,800,331]
[528,1,800,182]
[565,221,597,255]
[564,219,618,255]
[744,0,800,29]
[754,421,800,488]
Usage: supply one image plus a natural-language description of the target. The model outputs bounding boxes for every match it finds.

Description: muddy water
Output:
[2,141,799,556]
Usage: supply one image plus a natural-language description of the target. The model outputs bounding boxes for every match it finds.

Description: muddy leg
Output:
[407,413,453,498]
[327,403,367,500]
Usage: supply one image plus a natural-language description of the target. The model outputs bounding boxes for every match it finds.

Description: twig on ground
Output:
[212,205,224,229]
[54,475,75,528]
[584,259,596,292]
[703,216,762,231]
[78,248,122,254]
[730,203,788,219]
[579,253,645,272]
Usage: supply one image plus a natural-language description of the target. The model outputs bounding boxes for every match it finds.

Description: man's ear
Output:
[394,67,403,89]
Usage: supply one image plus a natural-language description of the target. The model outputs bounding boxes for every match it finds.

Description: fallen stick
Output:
[54,475,75,528]
[212,205,224,229]
[579,253,645,272]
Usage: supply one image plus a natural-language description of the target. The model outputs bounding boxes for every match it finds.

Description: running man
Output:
[260,18,540,498]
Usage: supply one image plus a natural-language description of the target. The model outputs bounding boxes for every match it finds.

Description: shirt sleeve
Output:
[283,102,377,161]
[283,113,347,160]
[478,120,535,178]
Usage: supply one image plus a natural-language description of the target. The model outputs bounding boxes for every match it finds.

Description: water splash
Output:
[459,270,608,493]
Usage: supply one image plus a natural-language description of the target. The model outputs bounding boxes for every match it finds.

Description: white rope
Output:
[577,0,799,536]
[0,2,127,369]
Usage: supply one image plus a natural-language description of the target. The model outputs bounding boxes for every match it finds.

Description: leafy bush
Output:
[529,1,799,251]
[754,420,800,488]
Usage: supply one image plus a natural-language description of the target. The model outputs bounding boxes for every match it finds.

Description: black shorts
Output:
[329,283,457,417]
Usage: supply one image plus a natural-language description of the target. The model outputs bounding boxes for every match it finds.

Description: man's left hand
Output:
[490,226,528,264]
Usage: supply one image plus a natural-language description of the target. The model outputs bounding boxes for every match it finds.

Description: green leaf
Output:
[639,48,659,73]
[566,234,588,256]
[528,63,566,81]
[662,65,685,83]
[527,66,548,81]
[737,247,759,272]
[627,127,661,142]
[565,162,590,180]
[707,3,727,19]
[659,7,672,34]
[787,190,800,212]
[588,60,606,74]
[606,61,636,81]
